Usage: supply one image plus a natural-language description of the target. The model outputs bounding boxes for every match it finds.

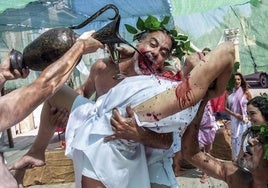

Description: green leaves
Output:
[144,15,161,30]
[251,124,268,160]
[260,92,268,101]
[124,14,194,60]
[136,17,145,31]
[125,14,170,41]
[125,24,137,34]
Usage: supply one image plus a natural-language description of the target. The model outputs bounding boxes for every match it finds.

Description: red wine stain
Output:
[146,113,160,121]
[175,77,192,108]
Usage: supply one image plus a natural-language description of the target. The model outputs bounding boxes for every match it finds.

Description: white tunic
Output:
[65,75,199,188]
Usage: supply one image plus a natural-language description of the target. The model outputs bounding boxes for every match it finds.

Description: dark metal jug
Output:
[9,4,126,72]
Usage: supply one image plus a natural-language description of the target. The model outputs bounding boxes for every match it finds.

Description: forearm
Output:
[182,99,208,157]
[36,41,84,95]
[224,106,235,116]
[0,41,84,131]
[138,129,173,149]
[181,99,230,180]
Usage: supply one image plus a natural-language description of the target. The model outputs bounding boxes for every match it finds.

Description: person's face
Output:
[238,138,266,171]
[234,75,242,89]
[247,104,266,126]
[134,31,172,75]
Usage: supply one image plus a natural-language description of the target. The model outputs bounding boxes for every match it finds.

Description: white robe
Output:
[65,75,199,188]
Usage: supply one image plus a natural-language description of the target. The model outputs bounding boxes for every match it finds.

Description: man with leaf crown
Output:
[12,15,235,188]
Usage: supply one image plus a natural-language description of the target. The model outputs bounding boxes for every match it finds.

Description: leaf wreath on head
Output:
[124,14,196,61]
[260,92,268,101]
[251,124,268,160]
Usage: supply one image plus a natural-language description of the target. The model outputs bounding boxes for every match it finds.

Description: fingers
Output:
[51,108,69,128]
[78,30,95,40]
[103,134,117,142]
[78,30,104,53]
[11,69,21,79]
[126,104,134,118]
[111,108,125,123]
[9,157,45,171]
[116,46,135,59]
[21,68,30,78]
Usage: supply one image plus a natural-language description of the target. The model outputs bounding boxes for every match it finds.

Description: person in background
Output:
[239,95,268,157]
[224,72,252,161]
[182,94,268,188]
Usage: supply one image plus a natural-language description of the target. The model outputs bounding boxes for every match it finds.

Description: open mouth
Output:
[138,53,155,73]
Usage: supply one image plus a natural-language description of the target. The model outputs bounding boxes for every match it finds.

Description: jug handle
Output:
[69,4,119,30]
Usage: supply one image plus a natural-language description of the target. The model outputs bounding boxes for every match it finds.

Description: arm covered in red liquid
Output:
[133,41,235,122]
[181,98,251,187]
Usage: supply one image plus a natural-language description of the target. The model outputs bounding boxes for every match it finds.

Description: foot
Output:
[9,153,45,185]
[9,152,45,171]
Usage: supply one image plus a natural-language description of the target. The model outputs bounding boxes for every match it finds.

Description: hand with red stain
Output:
[104,105,173,149]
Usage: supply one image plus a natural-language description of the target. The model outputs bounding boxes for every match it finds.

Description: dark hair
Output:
[202,47,211,52]
[247,96,268,122]
[234,72,249,93]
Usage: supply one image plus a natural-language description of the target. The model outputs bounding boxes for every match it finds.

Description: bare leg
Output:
[10,85,78,171]
[134,42,235,122]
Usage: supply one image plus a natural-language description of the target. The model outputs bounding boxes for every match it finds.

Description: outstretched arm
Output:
[0,31,103,131]
[181,98,236,182]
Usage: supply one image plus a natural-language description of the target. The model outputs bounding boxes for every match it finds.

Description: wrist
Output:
[75,39,85,52]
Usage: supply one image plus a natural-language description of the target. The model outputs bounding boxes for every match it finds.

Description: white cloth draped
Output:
[65,75,200,188]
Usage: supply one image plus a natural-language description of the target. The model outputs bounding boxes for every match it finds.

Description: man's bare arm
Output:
[182,98,235,181]
[0,31,103,131]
